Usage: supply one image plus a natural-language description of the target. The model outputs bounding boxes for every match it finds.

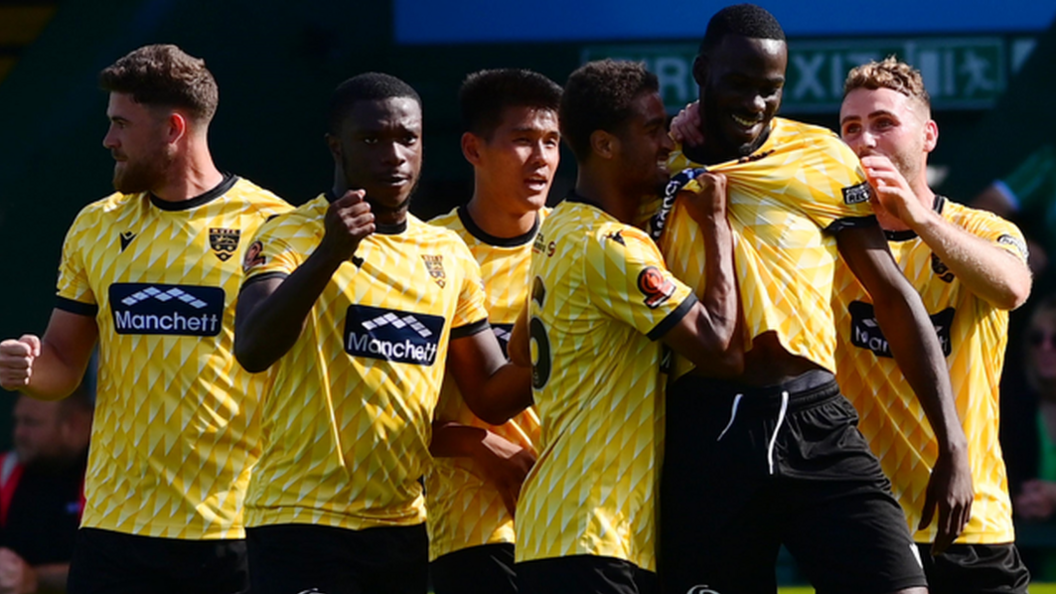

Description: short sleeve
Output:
[450,240,490,337]
[801,135,876,233]
[964,208,1030,265]
[584,224,696,341]
[241,216,306,287]
[55,209,98,317]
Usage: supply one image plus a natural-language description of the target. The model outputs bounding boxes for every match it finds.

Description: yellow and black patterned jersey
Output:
[55,175,290,540]
[242,194,490,532]
[425,206,546,560]
[646,118,876,379]
[833,197,1028,544]
[515,196,696,570]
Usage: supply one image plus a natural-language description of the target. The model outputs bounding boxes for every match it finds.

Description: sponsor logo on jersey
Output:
[997,233,1029,261]
[422,254,446,288]
[638,266,676,309]
[930,253,955,283]
[344,305,444,366]
[532,232,547,254]
[492,322,514,356]
[242,241,266,272]
[849,301,954,358]
[209,228,241,262]
[119,231,136,252]
[842,181,871,205]
[108,283,224,336]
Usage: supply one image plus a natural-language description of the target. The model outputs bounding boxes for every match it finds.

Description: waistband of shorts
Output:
[672,369,841,413]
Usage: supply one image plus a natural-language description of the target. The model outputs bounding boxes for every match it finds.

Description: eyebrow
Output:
[839,109,897,126]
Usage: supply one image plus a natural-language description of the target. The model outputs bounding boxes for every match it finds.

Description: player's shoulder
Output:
[254,194,327,237]
[410,213,470,248]
[772,117,840,143]
[940,196,1024,237]
[427,205,463,230]
[69,191,141,228]
[223,176,291,213]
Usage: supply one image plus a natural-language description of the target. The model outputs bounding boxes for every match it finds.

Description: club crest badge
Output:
[422,254,446,288]
[209,228,241,262]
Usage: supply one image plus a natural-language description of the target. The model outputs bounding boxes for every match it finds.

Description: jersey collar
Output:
[457,205,540,247]
[149,173,237,211]
[883,195,946,242]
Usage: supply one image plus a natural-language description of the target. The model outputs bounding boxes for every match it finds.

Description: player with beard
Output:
[654,5,971,594]
[833,57,1032,594]
[234,73,531,594]
[425,68,561,594]
[0,44,289,594]
[512,59,741,594]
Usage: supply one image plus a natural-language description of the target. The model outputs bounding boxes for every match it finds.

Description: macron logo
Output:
[345,305,445,366]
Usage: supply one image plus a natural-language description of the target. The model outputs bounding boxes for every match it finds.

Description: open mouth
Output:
[731,113,762,129]
[525,176,549,191]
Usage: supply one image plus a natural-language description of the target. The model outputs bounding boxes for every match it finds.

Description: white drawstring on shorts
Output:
[716,393,744,442]
[767,391,790,475]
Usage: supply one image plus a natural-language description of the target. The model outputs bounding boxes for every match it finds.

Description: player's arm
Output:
[659,172,742,376]
[0,310,96,400]
[235,191,373,372]
[429,420,535,516]
[862,154,1031,310]
[446,329,533,427]
[508,303,530,368]
[837,223,972,554]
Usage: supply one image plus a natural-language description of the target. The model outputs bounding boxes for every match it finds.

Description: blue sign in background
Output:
[395,0,1056,44]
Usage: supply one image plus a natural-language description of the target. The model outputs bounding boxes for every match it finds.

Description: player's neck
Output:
[574,170,637,225]
[464,192,537,239]
[154,144,223,203]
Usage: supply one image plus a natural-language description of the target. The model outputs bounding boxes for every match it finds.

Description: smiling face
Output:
[613,91,675,196]
[696,35,786,161]
[102,92,175,194]
[331,96,423,213]
[473,105,560,215]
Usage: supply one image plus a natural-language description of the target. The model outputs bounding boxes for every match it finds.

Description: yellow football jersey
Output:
[515,197,696,571]
[55,175,290,539]
[425,206,545,561]
[648,118,875,379]
[833,197,1028,544]
[242,194,490,532]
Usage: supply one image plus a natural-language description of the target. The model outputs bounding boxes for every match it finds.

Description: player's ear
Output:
[462,132,484,167]
[165,111,186,144]
[692,55,709,86]
[590,129,618,160]
[923,119,938,153]
[325,133,342,166]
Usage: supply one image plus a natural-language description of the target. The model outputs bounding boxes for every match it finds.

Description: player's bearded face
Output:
[112,137,174,194]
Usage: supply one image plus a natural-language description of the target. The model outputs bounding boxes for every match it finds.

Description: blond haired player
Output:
[426,68,561,594]
[0,45,289,593]
[834,57,1032,593]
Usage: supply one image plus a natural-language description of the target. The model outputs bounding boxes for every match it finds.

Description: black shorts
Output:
[431,543,517,594]
[247,523,428,594]
[917,543,1030,594]
[658,370,926,594]
[517,555,657,594]
[66,527,248,594]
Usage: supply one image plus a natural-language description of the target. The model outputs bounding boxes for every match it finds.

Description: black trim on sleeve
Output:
[646,293,698,341]
[239,271,289,293]
[149,173,237,211]
[55,296,98,317]
[457,206,540,247]
[825,214,878,234]
[450,318,491,340]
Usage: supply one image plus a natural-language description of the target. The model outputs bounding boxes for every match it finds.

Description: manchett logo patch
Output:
[108,283,224,336]
[344,305,445,366]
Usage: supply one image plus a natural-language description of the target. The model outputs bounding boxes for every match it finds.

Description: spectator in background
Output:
[0,387,92,594]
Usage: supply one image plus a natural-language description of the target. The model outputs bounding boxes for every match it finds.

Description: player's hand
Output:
[670,100,705,146]
[473,431,536,517]
[679,171,728,224]
[0,335,41,390]
[0,548,37,594]
[861,155,930,229]
[1014,479,1056,520]
[319,190,374,262]
[920,447,973,555]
